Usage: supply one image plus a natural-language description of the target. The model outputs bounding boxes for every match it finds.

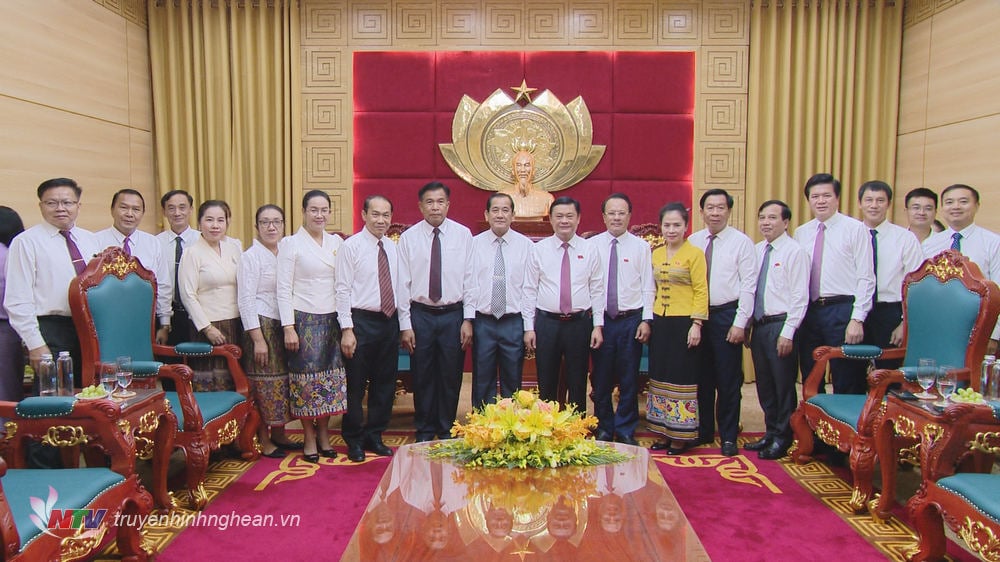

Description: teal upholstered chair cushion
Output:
[129,360,162,378]
[937,474,1000,524]
[14,397,77,418]
[398,350,410,372]
[174,342,213,355]
[165,391,247,427]
[805,394,868,430]
[4,467,125,549]
[840,345,882,359]
[86,272,156,363]
[902,277,980,371]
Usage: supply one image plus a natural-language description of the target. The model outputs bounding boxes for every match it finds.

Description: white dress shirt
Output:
[4,222,101,350]
[755,233,810,340]
[463,227,533,318]
[794,212,875,322]
[396,218,472,331]
[157,227,201,303]
[178,236,242,331]
[522,234,606,330]
[923,223,1000,339]
[97,227,173,325]
[689,226,758,328]
[237,240,280,331]
[334,227,399,330]
[868,220,924,303]
[591,230,655,321]
[276,227,342,323]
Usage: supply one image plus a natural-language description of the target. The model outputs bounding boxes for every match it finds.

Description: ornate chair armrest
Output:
[150,363,205,432]
[0,457,17,554]
[153,342,251,396]
[803,346,850,399]
[917,402,1000,480]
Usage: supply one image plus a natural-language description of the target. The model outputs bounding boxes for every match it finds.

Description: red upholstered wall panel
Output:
[353,51,695,232]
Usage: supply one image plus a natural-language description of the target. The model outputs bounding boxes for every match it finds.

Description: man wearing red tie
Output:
[523,196,604,414]
[4,178,100,387]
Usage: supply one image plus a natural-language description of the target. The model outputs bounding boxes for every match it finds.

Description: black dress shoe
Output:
[414,434,435,443]
[758,442,789,460]
[594,430,613,442]
[721,441,738,457]
[650,440,670,451]
[617,435,639,446]
[302,452,320,463]
[261,448,287,459]
[347,445,366,463]
[365,440,393,457]
[744,436,773,451]
[667,442,695,455]
[317,437,337,458]
[273,439,304,451]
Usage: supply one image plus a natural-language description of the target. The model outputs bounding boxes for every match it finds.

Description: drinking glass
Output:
[115,355,134,397]
[936,367,957,407]
[99,363,118,397]
[915,358,937,399]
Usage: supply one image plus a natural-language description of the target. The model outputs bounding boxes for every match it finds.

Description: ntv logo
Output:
[29,487,107,537]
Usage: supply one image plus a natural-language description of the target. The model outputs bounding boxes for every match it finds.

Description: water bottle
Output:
[56,351,74,396]
[981,355,995,397]
[38,353,57,397]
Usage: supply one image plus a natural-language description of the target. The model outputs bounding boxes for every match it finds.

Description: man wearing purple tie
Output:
[4,178,100,387]
[793,173,875,395]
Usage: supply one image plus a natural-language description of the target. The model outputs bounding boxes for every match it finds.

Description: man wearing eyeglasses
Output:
[96,189,173,344]
[4,178,100,387]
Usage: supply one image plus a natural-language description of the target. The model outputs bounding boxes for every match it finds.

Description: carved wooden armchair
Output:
[386,222,414,395]
[0,397,152,561]
[629,223,663,384]
[70,247,260,509]
[789,250,1000,513]
[906,402,1000,562]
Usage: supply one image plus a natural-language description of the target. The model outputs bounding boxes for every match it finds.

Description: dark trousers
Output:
[864,302,904,370]
[166,305,193,346]
[698,304,744,443]
[750,319,798,444]
[799,300,867,394]
[37,315,82,389]
[534,312,591,413]
[471,313,524,409]
[589,313,642,439]
[411,305,464,440]
[342,310,400,447]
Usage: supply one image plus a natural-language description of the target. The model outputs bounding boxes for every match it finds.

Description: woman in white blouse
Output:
[179,200,244,391]
[238,204,301,458]
[277,190,347,463]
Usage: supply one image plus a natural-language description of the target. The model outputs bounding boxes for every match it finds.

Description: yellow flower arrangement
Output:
[427,390,630,468]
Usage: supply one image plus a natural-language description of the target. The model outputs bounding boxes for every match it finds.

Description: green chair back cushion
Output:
[86,273,155,363]
[4,467,125,550]
[937,473,1000,524]
[805,394,867,431]
[164,391,246,428]
[903,277,981,370]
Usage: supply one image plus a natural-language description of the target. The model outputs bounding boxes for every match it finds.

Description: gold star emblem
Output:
[511,79,537,104]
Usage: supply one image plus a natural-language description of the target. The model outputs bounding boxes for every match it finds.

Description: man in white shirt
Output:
[589,194,653,445]
[337,195,400,461]
[523,196,605,414]
[857,181,924,369]
[4,178,100,387]
[746,200,809,460]
[465,193,533,409]
[688,189,757,456]
[794,173,876,395]
[156,189,200,345]
[922,183,1000,353]
[96,189,173,344]
[905,187,940,244]
[398,182,473,442]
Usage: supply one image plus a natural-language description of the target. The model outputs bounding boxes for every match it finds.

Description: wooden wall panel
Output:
[897,19,929,135]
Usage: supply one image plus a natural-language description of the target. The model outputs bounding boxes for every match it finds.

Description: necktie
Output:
[59,230,87,276]
[870,228,878,305]
[174,236,183,305]
[607,238,619,318]
[491,238,506,318]
[754,243,772,322]
[704,234,716,286]
[429,227,442,303]
[123,234,133,257]
[377,240,396,318]
[560,241,572,314]
[809,223,826,301]
[951,232,963,251]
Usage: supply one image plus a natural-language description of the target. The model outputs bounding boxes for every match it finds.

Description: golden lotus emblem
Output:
[439,84,606,194]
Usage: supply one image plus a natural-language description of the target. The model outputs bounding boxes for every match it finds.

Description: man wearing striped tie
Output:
[96,189,173,343]
[336,195,400,462]
[465,192,532,409]
[921,184,1000,354]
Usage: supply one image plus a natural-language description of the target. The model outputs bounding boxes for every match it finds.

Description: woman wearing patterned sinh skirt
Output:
[238,204,302,458]
[277,190,346,463]
[646,202,708,455]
